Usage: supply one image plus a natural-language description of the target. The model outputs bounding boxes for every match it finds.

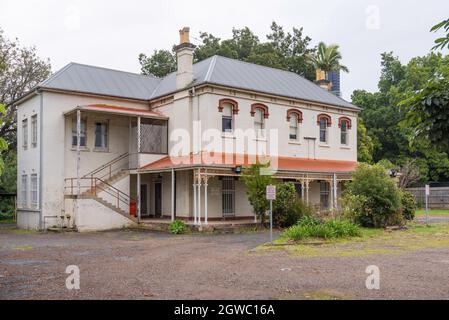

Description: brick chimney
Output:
[315,68,332,91]
[175,27,196,89]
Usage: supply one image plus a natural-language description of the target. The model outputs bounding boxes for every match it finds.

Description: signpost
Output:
[266,185,276,242]
[425,184,430,225]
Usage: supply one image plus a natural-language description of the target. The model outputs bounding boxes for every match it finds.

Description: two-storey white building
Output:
[15,27,359,231]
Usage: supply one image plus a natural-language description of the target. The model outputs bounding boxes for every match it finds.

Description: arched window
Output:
[251,104,269,137]
[289,113,299,140]
[317,114,332,143]
[287,109,303,141]
[218,99,238,133]
[254,108,265,137]
[338,117,352,145]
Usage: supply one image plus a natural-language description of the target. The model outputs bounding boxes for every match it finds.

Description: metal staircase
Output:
[65,153,137,223]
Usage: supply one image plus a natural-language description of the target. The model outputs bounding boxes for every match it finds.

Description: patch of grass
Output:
[416,209,449,216]
[282,217,361,241]
[8,228,37,234]
[303,290,350,300]
[0,218,15,224]
[14,245,34,251]
[256,223,449,258]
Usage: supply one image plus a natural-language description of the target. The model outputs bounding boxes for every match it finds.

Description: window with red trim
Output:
[218,99,239,114]
[338,117,351,145]
[317,114,331,143]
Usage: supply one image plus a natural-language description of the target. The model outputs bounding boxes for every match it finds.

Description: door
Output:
[154,182,162,218]
[140,184,148,216]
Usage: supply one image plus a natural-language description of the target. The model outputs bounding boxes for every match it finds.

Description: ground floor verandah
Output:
[132,161,354,225]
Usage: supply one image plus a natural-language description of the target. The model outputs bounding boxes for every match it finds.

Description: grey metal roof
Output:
[34,56,358,110]
[151,55,359,110]
[40,62,160,101]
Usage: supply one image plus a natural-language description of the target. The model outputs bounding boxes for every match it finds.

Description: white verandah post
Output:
[193,172,197,225]
[333,173,338,210]
[136,116,141,223]
[76,109,81,223]
[204,176,208,225]
[197,173,202,225]
[171,168,175,222]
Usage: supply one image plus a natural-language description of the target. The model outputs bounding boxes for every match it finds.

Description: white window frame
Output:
[319,118,328,143]
[340,121,349,145]
[222,104,234,133]
[320,181,330,209]
[21,175,28,208]
[254,108,265,137]
[22,119,28,150]
[31,115,38,148]
[72,118,87,148]
[30,174,38,208]
[289,113,299,141]
[94,120,109,151]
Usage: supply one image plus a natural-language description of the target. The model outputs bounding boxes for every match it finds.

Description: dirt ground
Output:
[1,223,449,300]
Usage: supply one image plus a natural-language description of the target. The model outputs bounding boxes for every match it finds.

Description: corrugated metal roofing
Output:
[40,62,160,101]
[37,56,358,110]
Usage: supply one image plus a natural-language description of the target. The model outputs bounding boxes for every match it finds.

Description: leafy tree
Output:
[139,22,316,81]
[400,67,449,154]
[431,18,449,51]
[139,50,176,78]
[343,163,403,227]
[0,104,8,176]
[307,42,349,78]
[242,163,273,224]
[357,118,374,163]
[0,29,51,147]
[272,182,297,227]
[352,51,449,183]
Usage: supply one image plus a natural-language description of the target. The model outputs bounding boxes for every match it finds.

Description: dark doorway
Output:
[154,182,162,218]
[140,184,148,216]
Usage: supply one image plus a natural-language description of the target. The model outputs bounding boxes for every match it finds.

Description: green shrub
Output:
[282,217,361,241]
[342,163,402,227]
[169,220,187,234]
[272,183,316,228]
[400,191,416,221]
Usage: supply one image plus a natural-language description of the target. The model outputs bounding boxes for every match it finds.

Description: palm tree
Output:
[308,42,349,79]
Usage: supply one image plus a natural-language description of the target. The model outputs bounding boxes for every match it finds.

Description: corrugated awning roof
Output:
[140,152,357,173]
[64,104,168,119]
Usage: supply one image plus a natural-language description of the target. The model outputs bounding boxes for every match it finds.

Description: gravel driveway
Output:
[1,224,449,300]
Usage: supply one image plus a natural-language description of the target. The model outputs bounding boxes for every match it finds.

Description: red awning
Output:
[140,152,357,173]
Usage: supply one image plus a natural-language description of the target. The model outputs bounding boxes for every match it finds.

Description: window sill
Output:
[93,148,110,153]
[70,147,90,152]
[318,144,330,148]
[221,133,235,139]
[253,137,267,142]
[340,146,351,150]
[288,140,301,145]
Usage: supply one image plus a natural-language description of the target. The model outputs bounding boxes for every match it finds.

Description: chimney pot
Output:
[179,27,190,45]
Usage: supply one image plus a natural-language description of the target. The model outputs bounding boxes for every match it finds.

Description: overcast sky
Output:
[1,0,447,100]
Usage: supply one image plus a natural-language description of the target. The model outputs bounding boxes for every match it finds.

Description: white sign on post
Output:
[266,185,276,242]
[425,184,430,196]
[266,185,276,200]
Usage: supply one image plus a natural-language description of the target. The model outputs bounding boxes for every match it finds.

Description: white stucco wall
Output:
[75,198,135,232]
[198,91,357,161]
[16,94,42,229]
